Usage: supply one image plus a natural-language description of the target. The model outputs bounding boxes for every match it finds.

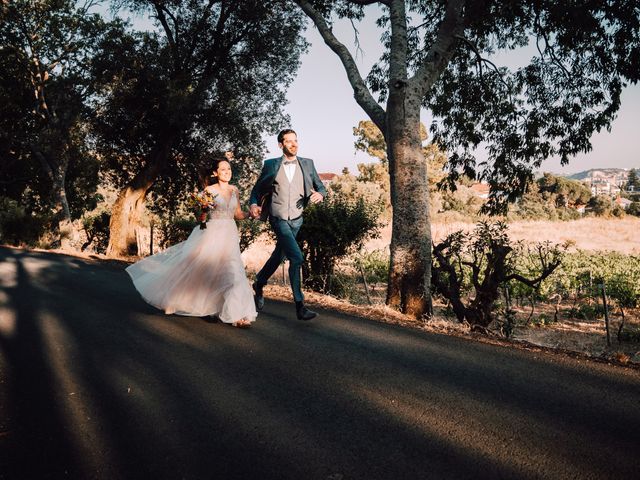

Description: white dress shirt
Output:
[283,157,297,183]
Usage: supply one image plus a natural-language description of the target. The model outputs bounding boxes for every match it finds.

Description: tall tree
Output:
[293,0,639,318]
[94,0,307,257]
[537,173,591,207]
[626,168,640,191]
[0,0,113,244]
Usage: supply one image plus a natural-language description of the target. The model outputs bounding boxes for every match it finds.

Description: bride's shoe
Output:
[232,318,252,328]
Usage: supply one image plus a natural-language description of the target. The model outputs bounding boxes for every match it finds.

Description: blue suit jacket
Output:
[249,156,327,218]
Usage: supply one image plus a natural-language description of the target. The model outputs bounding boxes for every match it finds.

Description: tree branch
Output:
[506,264,560,289]
[151,1,178,67]
[203,1,233,78]
[410,0,466,97]
[534,15,571,79]
[387,0,407,85]
[346,0,389,5]
[293,0,386,131]
[408,9,441,35]
[461,259,481,289]
[456,34,498,78]
[185,0,218,68]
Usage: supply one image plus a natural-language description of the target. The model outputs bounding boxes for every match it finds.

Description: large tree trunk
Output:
[292,0,464,319]
[106,136,175,258]
[31,145,76,248]
[52,167,76,250]
[31,146,72,223]
[385,88,433,318]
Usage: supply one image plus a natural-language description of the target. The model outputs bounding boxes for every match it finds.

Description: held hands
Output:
[249,204,262,219]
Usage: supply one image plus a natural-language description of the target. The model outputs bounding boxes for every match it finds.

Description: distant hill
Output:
[565,168,631,181]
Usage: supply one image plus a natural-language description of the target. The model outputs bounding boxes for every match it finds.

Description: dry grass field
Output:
[245,216,640,272]
[361,217,640,254]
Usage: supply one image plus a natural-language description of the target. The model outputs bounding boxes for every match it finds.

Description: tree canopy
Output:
[92,0,308,255]
[298,1,640,208]
[0,0,116,231]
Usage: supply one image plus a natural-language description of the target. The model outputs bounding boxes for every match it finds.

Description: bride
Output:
[126,157,256,328]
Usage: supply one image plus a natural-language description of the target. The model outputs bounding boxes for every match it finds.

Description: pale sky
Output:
[265,11,640,177]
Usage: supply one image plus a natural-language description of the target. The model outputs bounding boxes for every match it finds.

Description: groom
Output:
[249,129,327,320]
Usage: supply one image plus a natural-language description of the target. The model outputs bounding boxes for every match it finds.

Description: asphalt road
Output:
[1,246,639,480]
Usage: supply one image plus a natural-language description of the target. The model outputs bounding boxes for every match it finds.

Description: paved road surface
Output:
[1,247,639,479]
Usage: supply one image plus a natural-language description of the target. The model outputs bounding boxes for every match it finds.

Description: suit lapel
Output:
[272,156,283,175]
[297,157,310,194]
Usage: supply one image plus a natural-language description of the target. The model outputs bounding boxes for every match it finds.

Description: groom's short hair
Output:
[277,129,296,144]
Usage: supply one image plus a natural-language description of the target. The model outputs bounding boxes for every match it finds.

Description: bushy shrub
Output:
[0,196,51,246]
[322,271,360,301]
[542,251,640,305]
[587,195,613,217]
[568,303,605,320]
[509,191,558,220]
[556,207,582,221]
[611,205,625,218]
[298,193,383,294]
[353,249,389,284]
[238,217,264,253]
[440,185,481,217]
[81,211,111,253]
[627,201,640,217]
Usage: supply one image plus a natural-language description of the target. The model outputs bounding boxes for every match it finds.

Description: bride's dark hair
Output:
[198,154,228,188]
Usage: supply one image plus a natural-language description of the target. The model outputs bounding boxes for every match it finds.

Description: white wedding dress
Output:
[126,189,257,324]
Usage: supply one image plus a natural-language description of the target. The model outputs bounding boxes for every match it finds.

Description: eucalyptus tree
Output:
[94,0,307,257]
[293,0,640,318]
[0,0,113,243]
[627,168,640,191]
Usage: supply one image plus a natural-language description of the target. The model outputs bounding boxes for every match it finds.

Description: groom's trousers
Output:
[255,216,305,302]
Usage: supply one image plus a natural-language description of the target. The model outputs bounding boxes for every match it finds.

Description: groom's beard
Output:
[282,146,297,157]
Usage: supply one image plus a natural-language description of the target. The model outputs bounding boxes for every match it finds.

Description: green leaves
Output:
[415,1,639,212]
[543,250,640,309]
[93,0,308,200]
[298,191,383,293]
[0,0,116,222]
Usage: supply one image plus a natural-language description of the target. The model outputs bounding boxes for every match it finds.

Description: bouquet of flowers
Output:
[187,190,218,229]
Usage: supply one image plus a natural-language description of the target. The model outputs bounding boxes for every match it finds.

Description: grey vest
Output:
[270,162,304,220]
